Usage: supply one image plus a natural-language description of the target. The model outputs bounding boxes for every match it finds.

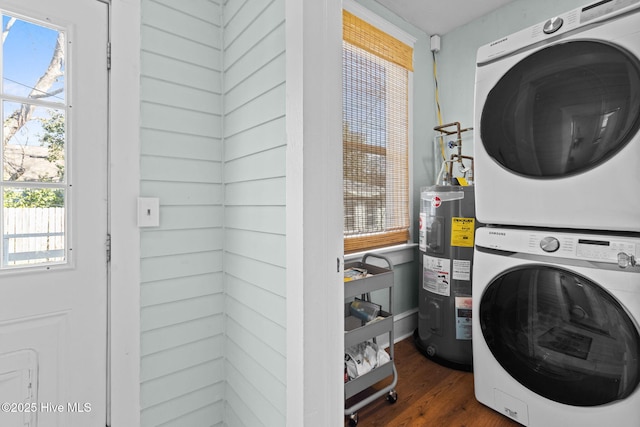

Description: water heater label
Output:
[451,217,475,247]
[455,297,472,340]
[452,259,471,281]
[423,255,450,296]
[419,213,426,252]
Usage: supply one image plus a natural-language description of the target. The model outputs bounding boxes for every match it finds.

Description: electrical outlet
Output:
[430,34,441,52]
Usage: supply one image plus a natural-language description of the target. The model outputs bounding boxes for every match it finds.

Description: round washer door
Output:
[479,266,640,406]
[481,41,640,178]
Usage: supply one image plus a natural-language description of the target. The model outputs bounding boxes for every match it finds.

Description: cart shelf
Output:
[344,253,398,426]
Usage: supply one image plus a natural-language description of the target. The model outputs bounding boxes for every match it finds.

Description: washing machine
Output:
[474,0,640,232]
[472,226,640,426]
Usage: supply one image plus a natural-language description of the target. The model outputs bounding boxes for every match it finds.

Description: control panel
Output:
[576,238,636,265]
[581,0,640,23]
[477,0,640,64]
[476,227,639,267]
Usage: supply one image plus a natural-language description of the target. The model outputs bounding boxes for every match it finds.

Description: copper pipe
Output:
[434,122,474,184]
[448,154,474,183]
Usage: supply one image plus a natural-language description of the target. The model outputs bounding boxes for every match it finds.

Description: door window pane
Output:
[3,102,65,183]
[3,188,65,266]
[480,266,640,406]
[0,14,67,268]
[2,15,65,103]
[481,41,640,177]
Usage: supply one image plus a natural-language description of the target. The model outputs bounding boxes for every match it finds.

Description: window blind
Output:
[343,10,412,253]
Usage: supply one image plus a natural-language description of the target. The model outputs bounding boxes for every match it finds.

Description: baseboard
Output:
[374,308,418,349]
[393,308,419,342]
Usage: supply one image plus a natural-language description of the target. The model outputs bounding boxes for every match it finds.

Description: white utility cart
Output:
[344,253,398,427]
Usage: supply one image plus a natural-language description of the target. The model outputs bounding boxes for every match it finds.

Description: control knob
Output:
[540,236,560,253]
[543,17,564,34]
[618,252,637,269]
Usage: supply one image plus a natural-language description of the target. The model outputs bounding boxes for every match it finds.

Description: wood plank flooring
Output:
[345,337,519,426]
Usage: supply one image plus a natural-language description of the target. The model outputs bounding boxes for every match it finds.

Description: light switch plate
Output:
[138,197,160,227]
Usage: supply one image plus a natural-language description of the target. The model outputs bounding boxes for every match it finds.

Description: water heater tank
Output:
[415,185,477,371]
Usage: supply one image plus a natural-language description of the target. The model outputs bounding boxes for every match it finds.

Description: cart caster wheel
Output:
[386,390,398,404]
[348,413,358,427]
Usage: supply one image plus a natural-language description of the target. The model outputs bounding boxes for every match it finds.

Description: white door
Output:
[0,0,108,426]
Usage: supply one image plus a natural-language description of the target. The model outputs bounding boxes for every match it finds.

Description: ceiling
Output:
[374,0,515,35]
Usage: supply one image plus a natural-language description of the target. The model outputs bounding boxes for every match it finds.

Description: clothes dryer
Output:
[472,226,640,426]
[474,0,640,231]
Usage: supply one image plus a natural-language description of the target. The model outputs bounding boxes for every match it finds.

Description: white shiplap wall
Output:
[140,0,288,425]
[139,1,226,426]
[223,0,287,425]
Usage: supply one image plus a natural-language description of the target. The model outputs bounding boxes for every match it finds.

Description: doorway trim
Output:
[109,0,141,426]
[285,0,344,425]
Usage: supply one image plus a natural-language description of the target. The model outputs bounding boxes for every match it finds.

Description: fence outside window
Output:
[3,207,65,266]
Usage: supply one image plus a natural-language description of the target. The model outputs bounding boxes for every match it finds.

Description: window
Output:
[1,15,68,267]
[342,8,413,253]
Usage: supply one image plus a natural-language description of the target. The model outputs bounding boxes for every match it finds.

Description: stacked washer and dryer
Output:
[472,1,640,426]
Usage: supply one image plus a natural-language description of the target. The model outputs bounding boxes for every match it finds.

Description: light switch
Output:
[138,197,160,227]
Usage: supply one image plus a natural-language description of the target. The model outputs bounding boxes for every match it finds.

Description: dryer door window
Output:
[479,266,640,406]
[481,41,640,178]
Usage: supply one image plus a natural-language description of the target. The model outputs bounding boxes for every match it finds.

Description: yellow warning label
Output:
[451,217,475,247]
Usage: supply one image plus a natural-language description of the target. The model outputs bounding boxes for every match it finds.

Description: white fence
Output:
[3,207,65,265]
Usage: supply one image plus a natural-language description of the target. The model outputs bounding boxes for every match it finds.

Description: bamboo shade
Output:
[343,9,411,253]
[343,10,413,72]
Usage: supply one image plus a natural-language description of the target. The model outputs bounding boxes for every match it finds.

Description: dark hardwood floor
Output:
[345,337,519,426]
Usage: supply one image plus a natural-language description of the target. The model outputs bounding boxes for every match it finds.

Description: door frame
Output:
[285,0,344,425]
[109,0,141,426]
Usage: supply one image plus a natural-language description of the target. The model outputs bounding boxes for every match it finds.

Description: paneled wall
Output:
[222,0,287,425]
[139,1,226,425]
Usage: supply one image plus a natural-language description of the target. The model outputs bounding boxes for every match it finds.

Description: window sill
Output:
[344,242,418,267]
